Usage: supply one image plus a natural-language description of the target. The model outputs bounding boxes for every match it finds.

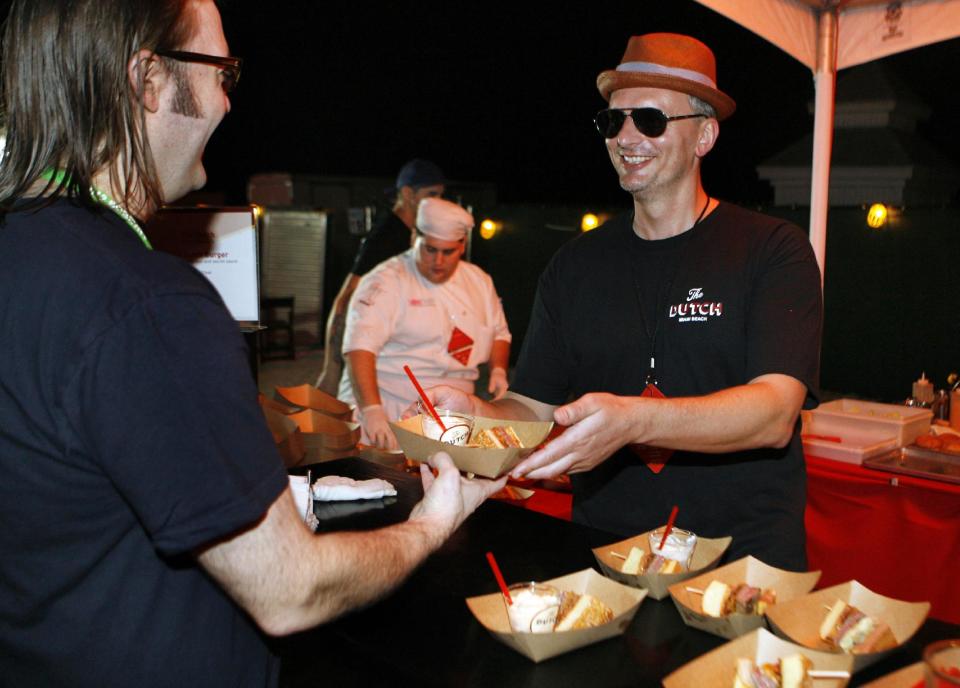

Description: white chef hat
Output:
[415,197,473,241]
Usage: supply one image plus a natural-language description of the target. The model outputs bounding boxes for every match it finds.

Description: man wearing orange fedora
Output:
[421,33,823,570]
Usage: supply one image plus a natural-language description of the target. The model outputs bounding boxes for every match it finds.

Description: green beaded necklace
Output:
[41,169,153,250]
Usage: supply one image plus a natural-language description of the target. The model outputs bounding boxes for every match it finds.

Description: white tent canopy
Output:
[693,0,960,283]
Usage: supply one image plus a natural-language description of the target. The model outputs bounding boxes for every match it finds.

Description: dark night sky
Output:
[205,1,960,208]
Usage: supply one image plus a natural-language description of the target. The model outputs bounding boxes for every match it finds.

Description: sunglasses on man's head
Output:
[594,108,706,139]
[155,50,243,94]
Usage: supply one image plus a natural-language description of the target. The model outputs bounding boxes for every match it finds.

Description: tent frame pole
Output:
[809,7,838,288]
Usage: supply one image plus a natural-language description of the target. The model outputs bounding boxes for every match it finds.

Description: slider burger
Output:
[474,425,523,449]
[553,591,614,631]
[733,654,812,688]
[702,580,777,617]
[621,546,684,575]
[818,599,897,654]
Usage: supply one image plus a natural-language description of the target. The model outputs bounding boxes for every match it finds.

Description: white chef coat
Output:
[337,249,511,427]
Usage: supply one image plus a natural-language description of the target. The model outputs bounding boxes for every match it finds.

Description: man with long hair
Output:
[0,2,503,685]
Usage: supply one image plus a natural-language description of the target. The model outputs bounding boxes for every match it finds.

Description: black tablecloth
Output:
[274,457,958,687]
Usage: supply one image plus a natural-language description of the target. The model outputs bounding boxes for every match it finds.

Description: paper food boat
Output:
[765,580,930,673]
[663,627,853,688]
[259,403,305,467]
[667,556,821,639]
[859,662,923,687]
[391,414,553,478]
[274,384,353,421]
[465,568,645,663]
[592,530,731,600]
[288,408,361,450]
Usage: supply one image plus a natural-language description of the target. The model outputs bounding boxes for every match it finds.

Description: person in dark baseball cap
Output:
[316,158,446,393]
[395,158,446,190]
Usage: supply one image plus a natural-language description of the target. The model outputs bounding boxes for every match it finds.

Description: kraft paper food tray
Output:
[288,409,361,450]
[390,414,554,478]
[260,404,306,468]
[765,580,930,673]
[274,384,353,421]
[465,568,646,663]
[859,662,923,687]
[593,530,731,600]
[663,627,852,688]
[668,555,821,640]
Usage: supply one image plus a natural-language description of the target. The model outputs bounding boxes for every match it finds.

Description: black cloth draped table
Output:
[274,457,959,687]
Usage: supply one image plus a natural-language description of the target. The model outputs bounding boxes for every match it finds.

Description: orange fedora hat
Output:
[597,33,736,121]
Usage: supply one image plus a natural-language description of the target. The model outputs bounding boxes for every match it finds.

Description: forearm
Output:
[317,275,359,390]
[628,374,805,452]
[345,349,382,408]
[293,517,442,627]
[488,339,510,372]
[199,489,444,636]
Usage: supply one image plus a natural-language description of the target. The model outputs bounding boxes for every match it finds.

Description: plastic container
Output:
[808,399,932,448]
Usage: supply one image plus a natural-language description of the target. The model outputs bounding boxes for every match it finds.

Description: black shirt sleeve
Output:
[350,212,412,276]
[744,221,823,408]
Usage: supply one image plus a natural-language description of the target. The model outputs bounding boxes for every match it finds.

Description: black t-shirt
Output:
[0,200,288,686]
[350,210,412,276]
[512,202,823,570]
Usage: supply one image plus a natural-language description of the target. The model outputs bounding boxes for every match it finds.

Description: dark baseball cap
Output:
[395,159,446,190]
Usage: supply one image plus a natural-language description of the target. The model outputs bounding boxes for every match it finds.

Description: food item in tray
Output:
[733,654,812,688]
[553,590,614,631]
[942,434,960,455]
[818,599,897,654]
[915,433,944,451]
[421,410,475,446]
[702,580,776,617]
[474,425,523,449]
[649,526,698,569]
[505,583,561,633]
[620,546,683,575]
[913,432,960,455]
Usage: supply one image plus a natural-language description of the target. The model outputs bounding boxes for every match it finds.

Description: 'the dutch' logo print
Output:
[669,287,723,323]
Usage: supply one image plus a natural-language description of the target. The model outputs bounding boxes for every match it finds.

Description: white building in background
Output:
[757,62,960,208]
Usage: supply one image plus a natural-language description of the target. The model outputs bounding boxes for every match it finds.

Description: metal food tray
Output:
[862,445,960,485]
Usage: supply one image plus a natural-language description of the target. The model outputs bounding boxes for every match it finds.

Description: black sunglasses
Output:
[594,108,706,138]
[155,50,243,93]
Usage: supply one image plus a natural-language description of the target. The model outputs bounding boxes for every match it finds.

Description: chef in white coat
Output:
[338,197,512,449]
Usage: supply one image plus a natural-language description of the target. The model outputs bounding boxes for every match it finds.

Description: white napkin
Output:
[311,475,397,501]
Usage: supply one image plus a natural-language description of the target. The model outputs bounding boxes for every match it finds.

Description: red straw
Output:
[485,551,512,605]
[403,364,446,432]
[658,505,679,551]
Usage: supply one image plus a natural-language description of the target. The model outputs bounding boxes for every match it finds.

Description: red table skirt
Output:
[514,454,960,624]
[805,453,960,624]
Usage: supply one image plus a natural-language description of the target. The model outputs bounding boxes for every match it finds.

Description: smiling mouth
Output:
[621,154,653,165]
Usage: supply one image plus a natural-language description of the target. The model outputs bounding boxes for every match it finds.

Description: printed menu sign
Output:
[148,207,260,323]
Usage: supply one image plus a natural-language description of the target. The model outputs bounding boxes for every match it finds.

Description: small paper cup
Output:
[650,526,698,569]
[504,582,561,634]
[419,407,475,446]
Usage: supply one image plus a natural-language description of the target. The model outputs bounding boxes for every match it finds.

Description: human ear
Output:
[128,49,164,113]
[695,119,719,158]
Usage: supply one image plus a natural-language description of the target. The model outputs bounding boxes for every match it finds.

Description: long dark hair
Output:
[0,0,194,220]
